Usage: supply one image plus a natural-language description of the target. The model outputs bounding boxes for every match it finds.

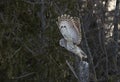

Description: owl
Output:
[57,14,87,60]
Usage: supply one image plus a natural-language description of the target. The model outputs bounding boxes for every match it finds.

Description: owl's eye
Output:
[61,26,63,28]
[64,26,66,28]
[60,26,66,29]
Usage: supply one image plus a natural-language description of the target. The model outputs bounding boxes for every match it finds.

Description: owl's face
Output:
[59,21,70,36]
[57,14,82,45]
[59,21,71,31]
[59,21,70,37]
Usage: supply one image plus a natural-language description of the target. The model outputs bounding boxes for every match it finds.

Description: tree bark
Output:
[113,0,120,73]
[78,61,89,82]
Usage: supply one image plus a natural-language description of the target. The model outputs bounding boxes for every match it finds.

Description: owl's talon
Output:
[67,15,70,18]
[70,17,73,19]
[61,15,64,17]
[64,14,67,17]
[58,16,60,20]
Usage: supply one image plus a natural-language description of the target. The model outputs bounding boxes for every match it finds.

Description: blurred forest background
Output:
[0,0,120,82]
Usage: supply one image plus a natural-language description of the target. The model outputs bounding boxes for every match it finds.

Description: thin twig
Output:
[66,60,79,80]
[14,72,35,79]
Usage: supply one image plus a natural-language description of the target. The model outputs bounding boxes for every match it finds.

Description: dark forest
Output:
[0,0,120,82]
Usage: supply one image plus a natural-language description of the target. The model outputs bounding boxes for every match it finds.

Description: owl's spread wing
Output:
[57,14,82,45]
[71,17,81,44]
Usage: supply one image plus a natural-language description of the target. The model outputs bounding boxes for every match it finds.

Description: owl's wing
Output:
[72,17,81,33]
[57,14,82,45]
[71,17,82,45]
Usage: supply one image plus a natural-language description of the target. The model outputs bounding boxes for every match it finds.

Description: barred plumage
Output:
[57,14,87,60]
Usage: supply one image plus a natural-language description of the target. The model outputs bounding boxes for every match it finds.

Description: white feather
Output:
[59,21,78,43]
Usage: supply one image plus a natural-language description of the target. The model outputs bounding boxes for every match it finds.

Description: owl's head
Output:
[57,14,72,28]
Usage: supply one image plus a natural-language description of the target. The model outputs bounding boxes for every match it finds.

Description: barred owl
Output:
[57,14,87,60]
